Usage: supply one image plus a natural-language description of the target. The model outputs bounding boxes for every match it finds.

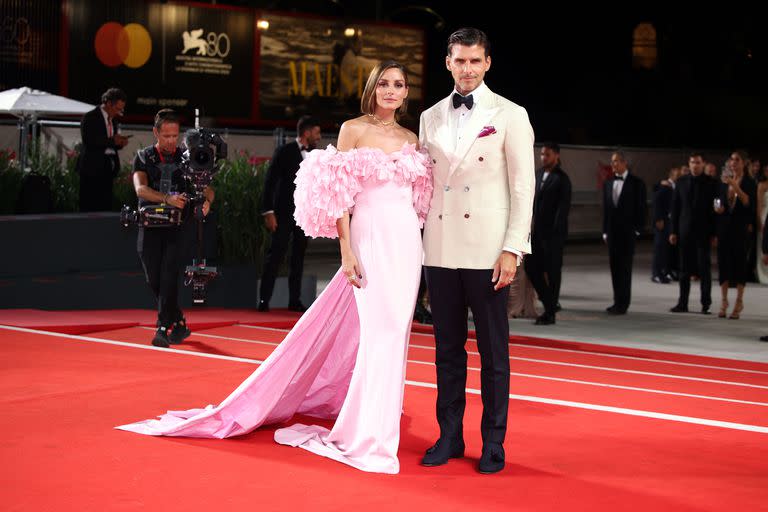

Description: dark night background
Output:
[231,1,768,152]
[3,0,766,153]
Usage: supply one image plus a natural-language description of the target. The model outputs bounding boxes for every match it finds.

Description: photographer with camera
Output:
[132,109,214,347]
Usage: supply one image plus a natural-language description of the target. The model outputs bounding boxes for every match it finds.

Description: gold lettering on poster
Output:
[288,60,373,97]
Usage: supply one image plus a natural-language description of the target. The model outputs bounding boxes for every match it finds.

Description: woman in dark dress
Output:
[715,150,757,319]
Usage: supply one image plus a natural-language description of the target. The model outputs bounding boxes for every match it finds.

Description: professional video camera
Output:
[182,124,227,218]
[182,120,227,305]
[121,109,228,304]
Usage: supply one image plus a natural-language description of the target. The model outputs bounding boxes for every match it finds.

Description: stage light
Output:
[257,19,269,31]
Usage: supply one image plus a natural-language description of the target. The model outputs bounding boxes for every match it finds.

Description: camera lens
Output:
[193,147,212,167]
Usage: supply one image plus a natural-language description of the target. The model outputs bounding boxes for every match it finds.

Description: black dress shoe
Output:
[606,305,627,315]
[554,302,562,312]
[701,305,711,315]
[478,443,505,474]
[151,326,170,348]
[759,335,768,342]
[413,303,433,324]
[288,301,307,312]
[534,313,555,325]
[651,275,669,284]
[669,304,688,313]
[257,300,270,312]
[421,438,465,467]
[168,318,191,345]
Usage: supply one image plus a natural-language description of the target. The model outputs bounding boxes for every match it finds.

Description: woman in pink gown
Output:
[116,61,433,475]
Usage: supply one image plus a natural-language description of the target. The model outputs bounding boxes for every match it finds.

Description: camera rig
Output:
[122,109,227,304]
[182,115,227,305]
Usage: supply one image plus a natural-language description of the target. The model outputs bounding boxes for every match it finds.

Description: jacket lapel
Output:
[450,95,499,175]
[424,96,452,179]
[429,98,453,157]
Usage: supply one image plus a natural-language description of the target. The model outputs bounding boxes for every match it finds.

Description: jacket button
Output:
[438,214,443,220]
[432,159,437,164]
[464,213,470,219]
[479,157,484,162]
[464,186,470,192]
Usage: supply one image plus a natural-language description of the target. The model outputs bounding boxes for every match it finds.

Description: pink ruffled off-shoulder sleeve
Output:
[395,144,434,228]
[293,145,361,238]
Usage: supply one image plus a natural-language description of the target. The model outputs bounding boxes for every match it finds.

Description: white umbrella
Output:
[0,87,95,116]
[0,87,95,171]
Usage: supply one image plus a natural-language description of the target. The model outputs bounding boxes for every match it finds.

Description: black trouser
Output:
[524,237,564,315]
[678,238,712,308]
[608,232,636,311]
[259,215,308,305]
[425,266,510,445]
[138,227,183,327]
[652,224,672,278]
[416,268,428,305]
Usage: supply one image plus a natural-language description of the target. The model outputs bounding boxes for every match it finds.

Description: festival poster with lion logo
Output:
[66,1,254,121]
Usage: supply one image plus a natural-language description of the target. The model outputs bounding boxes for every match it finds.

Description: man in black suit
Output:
[258,115,322,312]
[524,142,571,325]
[77,88,129,211]
[669,153,717,314]
[603,151,647,314]
[651,167,680,284]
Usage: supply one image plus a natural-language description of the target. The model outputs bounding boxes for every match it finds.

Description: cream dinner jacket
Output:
[419,87,535,269]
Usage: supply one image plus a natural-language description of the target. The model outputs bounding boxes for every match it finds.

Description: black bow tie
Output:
[299,145,309,152]
[614,174,625,181]
[452,93,474,110]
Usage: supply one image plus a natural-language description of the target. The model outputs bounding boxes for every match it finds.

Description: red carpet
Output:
[1,310,767,511]
[0,308,303,334]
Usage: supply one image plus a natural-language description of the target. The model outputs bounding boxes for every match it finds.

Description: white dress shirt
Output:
[297,137,308,160]
[448,81,490,152]
[612,169,628,206]
[100,106,116,156]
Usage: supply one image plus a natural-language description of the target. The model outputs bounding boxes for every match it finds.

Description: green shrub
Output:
[7,143,274,270]
[212,150,271,271]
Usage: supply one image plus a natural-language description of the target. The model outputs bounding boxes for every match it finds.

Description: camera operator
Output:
[132,109,214,347]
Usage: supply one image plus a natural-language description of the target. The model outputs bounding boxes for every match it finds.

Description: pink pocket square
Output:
[478,126,497,138]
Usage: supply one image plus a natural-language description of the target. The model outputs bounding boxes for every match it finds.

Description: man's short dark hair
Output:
[542,142,561,153]
[154,108,179,130]
[689,152,704,160]
[101,88,127,105]
[297,115,320,136]
[447,27,491,57]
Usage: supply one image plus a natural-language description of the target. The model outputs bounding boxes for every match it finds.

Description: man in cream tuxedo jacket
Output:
[419,27,535,474]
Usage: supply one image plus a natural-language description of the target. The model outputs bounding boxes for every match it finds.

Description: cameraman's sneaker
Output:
[151,326,171,348]
[169,319,191,345]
